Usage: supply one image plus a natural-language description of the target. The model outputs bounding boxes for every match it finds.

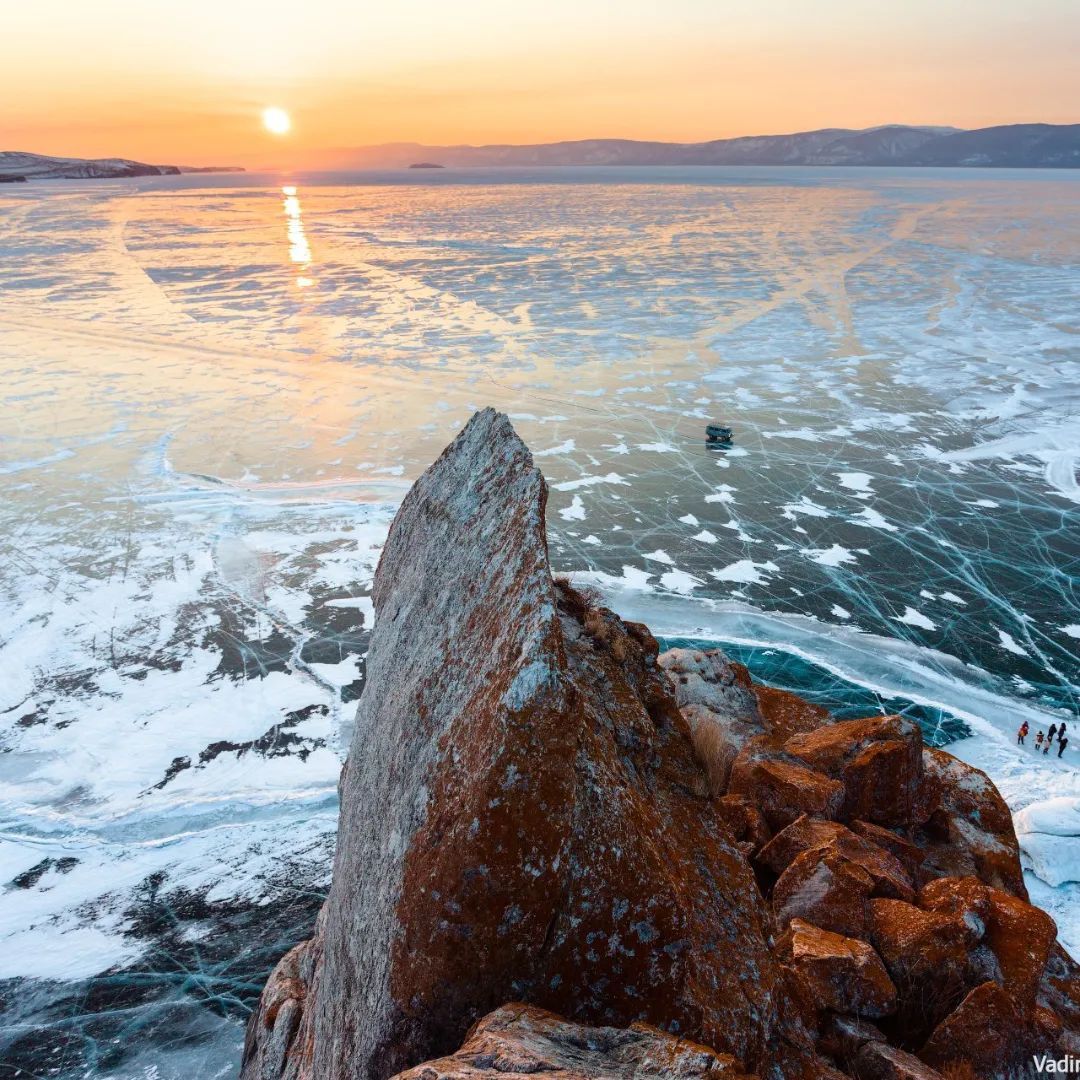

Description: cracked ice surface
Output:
[0,168,1078,1076]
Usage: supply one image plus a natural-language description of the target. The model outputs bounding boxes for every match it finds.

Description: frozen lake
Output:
[1,167,1078,1077]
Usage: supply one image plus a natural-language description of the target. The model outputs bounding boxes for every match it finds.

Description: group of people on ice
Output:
[1017,720,1069,758]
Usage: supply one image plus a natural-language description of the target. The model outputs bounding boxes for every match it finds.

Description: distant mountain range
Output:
[4,124,1078,180]
[323,123,1080,170]
[0,152,243,180]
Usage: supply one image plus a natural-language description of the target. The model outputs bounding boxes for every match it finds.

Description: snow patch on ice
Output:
[895,607,937,632]
[804,544,856,567]
[710,560,780,585]
[552,472,629,492]
[559,495,587,521]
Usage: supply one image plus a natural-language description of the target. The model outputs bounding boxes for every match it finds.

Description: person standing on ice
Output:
[1048,723,1058,746]
[1059,736,1069,759]
[1058,721,1068,744]
[1018,722,1029,745]
[1036,731,1044,752]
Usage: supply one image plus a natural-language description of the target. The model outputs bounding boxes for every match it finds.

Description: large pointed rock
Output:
[241,410,790,1080]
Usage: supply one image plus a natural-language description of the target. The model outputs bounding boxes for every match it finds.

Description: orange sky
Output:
[2,0,1078,166]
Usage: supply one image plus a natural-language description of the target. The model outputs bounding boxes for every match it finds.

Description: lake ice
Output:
[0,167,1077,1077]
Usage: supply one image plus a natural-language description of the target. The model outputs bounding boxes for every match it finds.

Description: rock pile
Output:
[666,643,1080,1078]
[241,410,1078,1080]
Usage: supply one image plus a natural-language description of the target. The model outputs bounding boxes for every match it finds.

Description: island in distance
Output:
[0,151,244,180]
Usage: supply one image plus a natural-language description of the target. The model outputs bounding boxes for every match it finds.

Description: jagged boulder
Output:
[776,919,897,1019]
[658,647,762,723]
[240,410,1070,1080]
[866,899,972,1044]
[243,936,321,1080]
[657,648,763,794]
[729,744,846,832]
[822,1017,945,1080]
[1040,945,1080,1055]
[715,794,772,855]
[980,885,1057,1003]
[917,876,991,942]
[853,1043,946,1080]
[757,816,915,901]
[918,981,1030,1078]
[918,749,1026,896]
[390,1004,757,1079]
[756,817,852,875]
[773,848,875,938]
[751,684,832,740]
[850,821,925,885]
[242,410,802,1080]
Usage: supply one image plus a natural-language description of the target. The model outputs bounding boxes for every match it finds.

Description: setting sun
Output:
[262,107,291,136]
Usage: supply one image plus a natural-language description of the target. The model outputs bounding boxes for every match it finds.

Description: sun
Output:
[262,107,291,136]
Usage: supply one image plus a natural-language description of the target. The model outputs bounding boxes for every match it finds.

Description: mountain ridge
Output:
[6,123,1078,179]
[320,122,1079,169]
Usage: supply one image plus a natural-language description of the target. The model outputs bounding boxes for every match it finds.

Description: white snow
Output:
[805,544,856,567]
[660,569,703,594]
[534,439,576,457]
[996,629,1030,657]
[642,549,675,565]
[853,507,899,532]
[895,607,937,632]
[704,484,737,504]
[709,560,780,585]
[552,472,629,491]
[782,497,831,519]
[559,495,587,521]
[837,471,874,496]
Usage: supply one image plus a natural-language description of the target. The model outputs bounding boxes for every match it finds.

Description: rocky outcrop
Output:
[243,410,817,1080]
[242,411,1077,1080]
[389,1004,755,1079]
[656,646,1077,1076]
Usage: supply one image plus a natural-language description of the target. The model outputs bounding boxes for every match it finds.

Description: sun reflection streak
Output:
[281,185,313,287]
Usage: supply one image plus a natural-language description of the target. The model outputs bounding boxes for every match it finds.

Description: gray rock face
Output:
[657,647,764,793]
[389,1003,755,1079]
[241,409,790,1080]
